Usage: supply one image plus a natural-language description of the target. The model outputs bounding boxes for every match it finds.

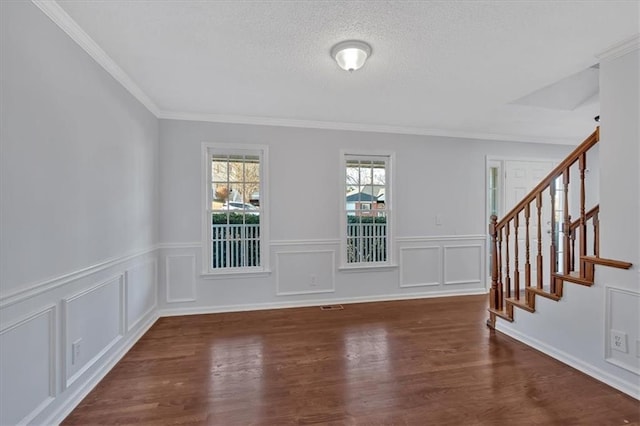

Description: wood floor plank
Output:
[63,295,639,425]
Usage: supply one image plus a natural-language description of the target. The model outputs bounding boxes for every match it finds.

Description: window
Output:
[488,164,500,218]
[487,161,502,280]
[342,153,393,267]
[202,144,268,274]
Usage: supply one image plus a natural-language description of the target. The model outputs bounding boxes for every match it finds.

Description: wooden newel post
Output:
[487,214,499,328]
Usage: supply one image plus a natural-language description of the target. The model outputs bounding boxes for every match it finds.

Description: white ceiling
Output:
[52,0,639,144]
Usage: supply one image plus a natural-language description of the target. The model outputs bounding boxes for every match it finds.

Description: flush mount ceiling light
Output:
[331,40,372,72]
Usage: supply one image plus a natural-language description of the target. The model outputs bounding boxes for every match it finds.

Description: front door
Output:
[502,160,555,291]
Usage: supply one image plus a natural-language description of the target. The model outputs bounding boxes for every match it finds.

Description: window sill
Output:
[338,264,398,273]
[201,269,271,279]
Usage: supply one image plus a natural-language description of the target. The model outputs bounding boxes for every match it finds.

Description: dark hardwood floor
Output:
[63,295,639,425]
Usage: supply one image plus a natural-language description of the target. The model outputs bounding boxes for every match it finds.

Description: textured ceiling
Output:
[55,0,639,144]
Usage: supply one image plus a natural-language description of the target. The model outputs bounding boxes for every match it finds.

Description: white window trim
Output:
[201,142,270,277]
[340,150,396,270]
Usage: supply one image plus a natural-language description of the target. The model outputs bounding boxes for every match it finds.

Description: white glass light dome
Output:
[331,40,372,72]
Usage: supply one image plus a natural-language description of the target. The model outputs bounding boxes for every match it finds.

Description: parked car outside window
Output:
[223,202,260,214]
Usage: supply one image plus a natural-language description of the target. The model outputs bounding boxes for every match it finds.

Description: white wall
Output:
[0,2,159,424]
[3,2,626,423]
[496,44,640,398]
[158,119,572,314]
[599,44,640,384]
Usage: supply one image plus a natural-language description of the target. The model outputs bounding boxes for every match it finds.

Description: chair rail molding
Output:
[0,246,157,308]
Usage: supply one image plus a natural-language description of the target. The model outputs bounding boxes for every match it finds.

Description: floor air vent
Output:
[320,305,344,311]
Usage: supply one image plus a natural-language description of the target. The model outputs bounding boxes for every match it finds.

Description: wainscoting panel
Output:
[0,248,157,425]
[63,275,124,387]
[157,236,486,314]
[399,246,441,288]
[125,259,158,332]
[605,286,640,374]
[443,244,483,286]
[165,254,197,303]
[276,250,336,296]
[0,306,56,426]
[397,236,486,293]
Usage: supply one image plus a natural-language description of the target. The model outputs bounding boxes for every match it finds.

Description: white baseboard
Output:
[495,322,640,400]
[158,288,489,317]
[42,312,159,425]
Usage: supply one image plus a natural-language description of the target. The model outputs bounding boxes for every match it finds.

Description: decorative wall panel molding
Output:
[398,236,485,291]
[443,244,483,286]
[399,246,441,288]
[125,259,158,332]
[605,286,640,375]
[397,234,486,242]
[42,312,159,426]
[276,250,336,296]
[271,239,340,247]
[0,305,56,425]
[62,275,124,388]
[165,254,197,303]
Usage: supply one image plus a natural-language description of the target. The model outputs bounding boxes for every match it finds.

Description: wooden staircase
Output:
[487,127,632,327]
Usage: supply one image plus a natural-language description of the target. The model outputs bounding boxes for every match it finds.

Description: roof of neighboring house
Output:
[346,192,377,202]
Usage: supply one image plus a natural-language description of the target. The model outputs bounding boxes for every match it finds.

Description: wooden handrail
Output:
[496,127,599,229]
[569,205,599,231]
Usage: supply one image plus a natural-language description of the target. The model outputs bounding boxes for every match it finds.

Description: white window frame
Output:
[201,143,270,277]
[340,150,395,270]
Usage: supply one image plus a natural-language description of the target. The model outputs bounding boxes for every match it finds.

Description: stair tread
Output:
[488,308,514,322]
[526,287,561,301]
[582,256,632,269]
[553,272,593,286]
[505,297,535,313]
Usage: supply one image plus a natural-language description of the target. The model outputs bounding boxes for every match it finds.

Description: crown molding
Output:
[31,0,161,116]
[158,110,576,146]
[597,34,640,63]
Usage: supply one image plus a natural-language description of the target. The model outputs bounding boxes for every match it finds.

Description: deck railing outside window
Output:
[211,222,387,267]
[346,222,387,263]
[211,223,260,269]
